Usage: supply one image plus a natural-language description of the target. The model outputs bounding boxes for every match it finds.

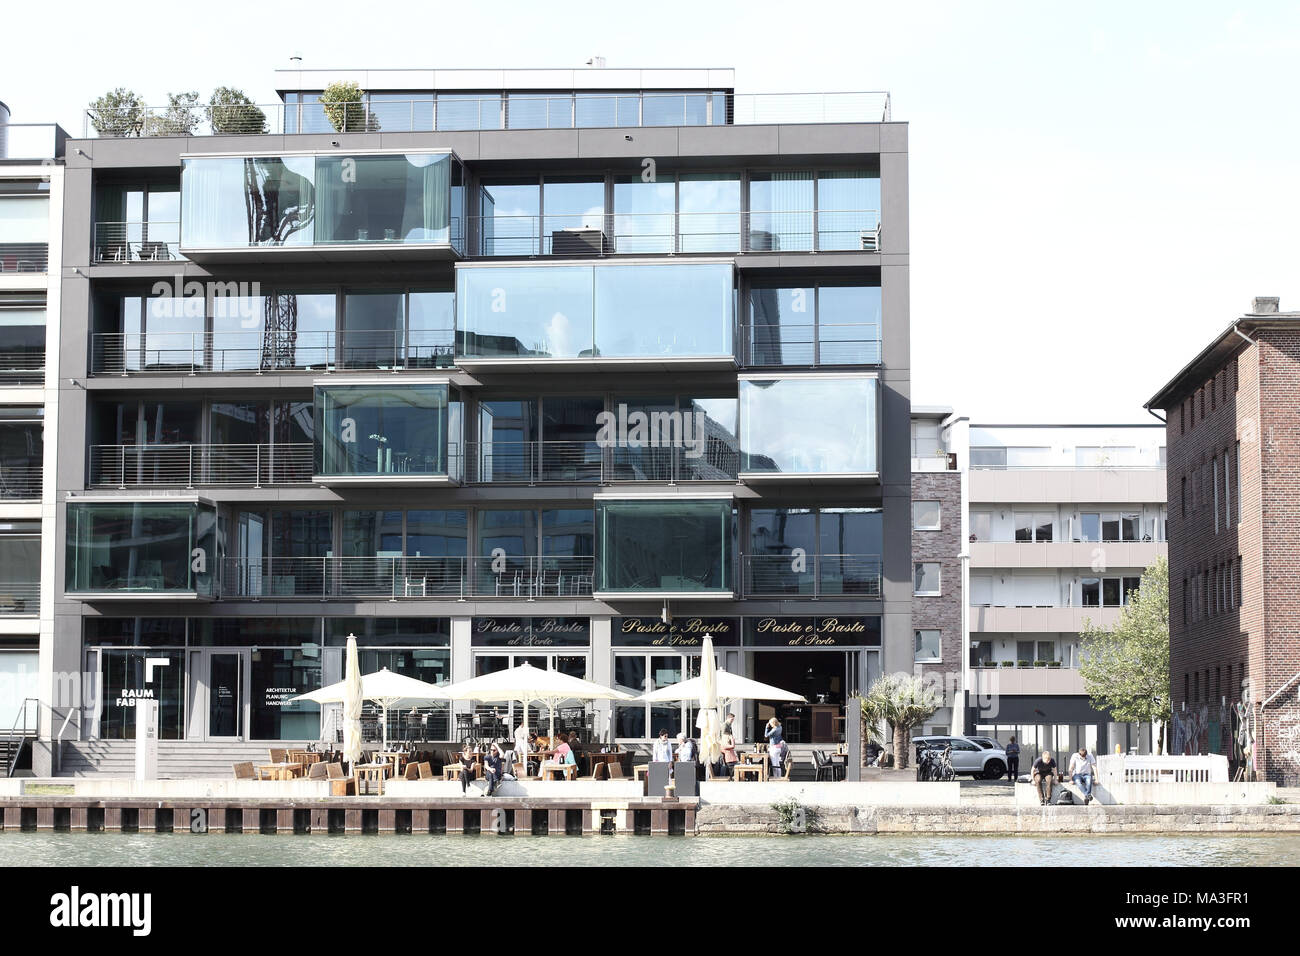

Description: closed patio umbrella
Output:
[439,662,633,741]
[696,635,722,773]
[343,635,362,766]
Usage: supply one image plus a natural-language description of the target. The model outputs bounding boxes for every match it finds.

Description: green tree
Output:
[1079,556,1171,752]
[207,87,268,134]
[861,673,940,769]
[318,81,375,132]
[88,88,146,137]
[145,91,202,136]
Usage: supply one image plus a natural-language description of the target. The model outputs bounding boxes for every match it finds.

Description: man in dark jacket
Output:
[1031,750,1058,805]
[1005,735,1021,783]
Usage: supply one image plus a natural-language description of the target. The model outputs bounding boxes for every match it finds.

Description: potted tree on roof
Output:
[319,81,376,133]
[207,87,268,134]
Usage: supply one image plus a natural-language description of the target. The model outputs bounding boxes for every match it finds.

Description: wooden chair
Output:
[606,762,625,779]
[417,761,434,779]
[269,748,288,764]
[512,762,527,779]
[307,762,329,780]
[325,762,345,779]
[404,763,420,780]
[232,761,255,780]
[777,756,796,781]
[580,762,609,782]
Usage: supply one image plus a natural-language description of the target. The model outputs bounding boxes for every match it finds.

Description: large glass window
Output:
[746,283,882,366]
[748,171,814,251]
[456,262,734,361]
[97,649,186,740]
[678,173,741,253]
[315,384,461,479]
[543,177,605,253]
[478,178,541,256]
[816,170,882,250]
[596,498,734,594]
[181,153,461,251]
[0,530,39,613]
[0,296,45,380]
[612,175,675,253]
[739,376,878,475]
[66,501,216,595]
[613,651,706,739]
[0,410,42,499]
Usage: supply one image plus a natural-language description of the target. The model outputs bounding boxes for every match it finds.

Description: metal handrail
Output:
[0,582,39,615]
[0,464,42,498]
[0,243,48,273]
[465,440,740,484]
[93,221,185,263]
[742,552,882,599]
[90,330,454,375]
[89,443,314,487]
[220,554,594,600]
[0,350,45,382]
[471,209,880,256]
[5,697,38,778]
[85,92,893,137]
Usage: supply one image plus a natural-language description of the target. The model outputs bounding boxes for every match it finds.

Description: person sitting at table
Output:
[568,732,585,761]
[484,743,508,796]
[554,732,576,767]
[652,728,674,763]
[458,741,480,794]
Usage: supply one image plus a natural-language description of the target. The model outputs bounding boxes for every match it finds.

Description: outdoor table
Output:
[539,762,576,781]
[377,752,407,777]
[734,763,767,782]
[634,765,649,781]
[528,751,556,778]
[354,763,388,795]
[741,752,767,765]
[256,762,305,781]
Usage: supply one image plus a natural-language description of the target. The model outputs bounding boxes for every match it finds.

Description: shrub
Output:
[319,81,373,132]
[207,87,268,134]
[88,88,146,137]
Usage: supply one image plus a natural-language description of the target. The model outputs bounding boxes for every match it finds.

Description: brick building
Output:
[1147,296,1300,784]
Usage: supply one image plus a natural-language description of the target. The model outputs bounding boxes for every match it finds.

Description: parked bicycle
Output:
[916,744,955,782]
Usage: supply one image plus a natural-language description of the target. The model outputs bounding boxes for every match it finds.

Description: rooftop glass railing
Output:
[83,92,893,137]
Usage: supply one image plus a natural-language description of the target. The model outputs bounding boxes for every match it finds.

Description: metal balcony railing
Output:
[89,443,313,487]
[465,440,740,484]
[0,465,42,498]
[93,222,185,263]
[220,555,593,600]
[84,92,892,137]
[742,322,882,366]
[90,330,454,375]
[0,243,48,273]
[0,582,39,615]
[0,349,45,384]
[742,553,882,599]
[471,210,880,257]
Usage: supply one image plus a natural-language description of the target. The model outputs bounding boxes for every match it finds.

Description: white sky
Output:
[5,0,1298,423]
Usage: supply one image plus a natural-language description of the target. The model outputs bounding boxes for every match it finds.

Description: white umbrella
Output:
[440,662,633,740]
[291,664,451,753]
[640,668,807,747]
[342,635,362,766]
[696,635,722,773]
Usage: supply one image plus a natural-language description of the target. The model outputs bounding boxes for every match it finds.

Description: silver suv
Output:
[912,735,1008,780]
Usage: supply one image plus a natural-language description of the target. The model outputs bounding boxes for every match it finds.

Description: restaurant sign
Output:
[471,617,590,648]
[613,617,740,647]
[744,616,881,648]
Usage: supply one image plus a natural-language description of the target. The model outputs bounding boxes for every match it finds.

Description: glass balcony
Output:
[456,261,735,365]
[65,500,217,598]
[739,375,879,478]
[595,497,735,597]
[180,152,466,257]
[314,383,463,484]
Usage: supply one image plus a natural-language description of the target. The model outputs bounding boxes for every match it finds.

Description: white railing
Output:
[93,221,185,263]
[465,440,740,484]
[1095,753,1228,786]
[89,443,313,487]
[84,92,892,138]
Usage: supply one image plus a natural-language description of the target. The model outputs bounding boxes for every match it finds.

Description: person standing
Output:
[720,727,739,778]
[513,721,531,776]
[1031,749,1058,805]
[675,732,696,764]
[651,728,674,763]
[764,717,784,746]
[725,712,742,746]
[1005,735,1021,783]
[1069,745,1097,803]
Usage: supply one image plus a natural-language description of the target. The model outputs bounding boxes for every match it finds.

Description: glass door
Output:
[206,650,249,740]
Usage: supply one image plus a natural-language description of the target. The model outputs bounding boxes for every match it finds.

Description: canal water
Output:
[3,831,1298,866]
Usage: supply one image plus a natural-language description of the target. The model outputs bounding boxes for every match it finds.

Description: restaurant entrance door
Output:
[752,650,855,744]
[186,648,250,741]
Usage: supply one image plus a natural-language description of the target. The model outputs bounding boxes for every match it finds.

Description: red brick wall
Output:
[912,471,963,719]
[1165,333,1299,781]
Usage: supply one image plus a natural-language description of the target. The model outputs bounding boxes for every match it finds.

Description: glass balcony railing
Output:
[93,222,185,263]
[85,92,892,137]
[89,444,313,487]
[471,209,880,257]
[180,152,466,254]
[456,261,735,363]
[739,376,879,477]
[220,555,593,600]
[90,330,454,375]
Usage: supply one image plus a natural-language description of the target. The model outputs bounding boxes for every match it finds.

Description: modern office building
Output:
[0,110,65,775]
[35,69,908,775]
[912,414,1166,763]
[1146,297,1300,783]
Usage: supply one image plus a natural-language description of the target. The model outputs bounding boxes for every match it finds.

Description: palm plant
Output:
[861,673,940,769]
